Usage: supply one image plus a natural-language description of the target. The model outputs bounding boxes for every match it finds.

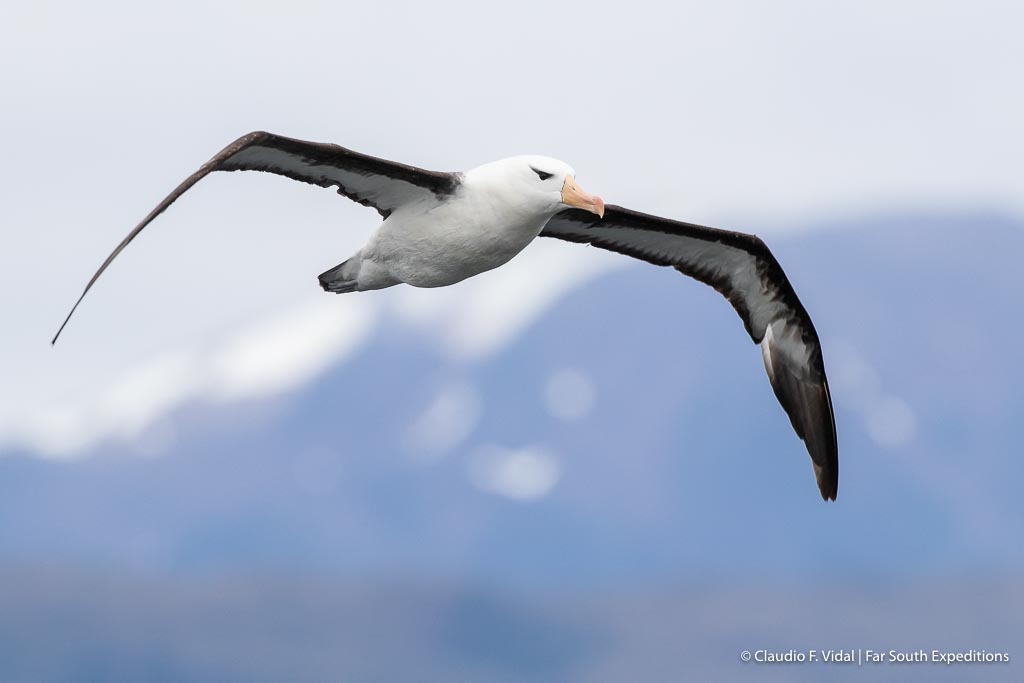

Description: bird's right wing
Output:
[52,131,460,343]
[542,205,838,500]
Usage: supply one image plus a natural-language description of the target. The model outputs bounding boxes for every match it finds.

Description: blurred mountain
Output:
[1,212,1023,583]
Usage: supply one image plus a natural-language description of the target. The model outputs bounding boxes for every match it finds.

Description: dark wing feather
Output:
[51,132,459,344]
[542,206,838,501]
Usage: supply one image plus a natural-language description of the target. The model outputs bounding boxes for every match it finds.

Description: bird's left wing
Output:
[541,205,838,501]
[52,131,460,343]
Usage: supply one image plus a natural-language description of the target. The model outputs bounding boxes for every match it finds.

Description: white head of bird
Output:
[462,155,605,220]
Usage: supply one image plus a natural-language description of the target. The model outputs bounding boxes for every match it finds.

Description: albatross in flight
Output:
[53,132,839,501]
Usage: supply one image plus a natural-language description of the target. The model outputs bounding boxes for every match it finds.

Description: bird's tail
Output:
[318,256,361,293]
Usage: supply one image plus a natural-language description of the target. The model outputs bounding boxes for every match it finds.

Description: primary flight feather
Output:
[53,131,839,501]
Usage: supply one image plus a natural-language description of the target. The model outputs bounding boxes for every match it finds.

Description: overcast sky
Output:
[3,0,1023,456]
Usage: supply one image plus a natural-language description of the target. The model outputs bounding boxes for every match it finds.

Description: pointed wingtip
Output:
[760,323,838,503]
[51,295,85,346]
[823,470,838,501]
[50,321,68,346]
[812,446,839,502]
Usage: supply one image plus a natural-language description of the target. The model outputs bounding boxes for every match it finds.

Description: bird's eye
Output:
[530,167,553,181]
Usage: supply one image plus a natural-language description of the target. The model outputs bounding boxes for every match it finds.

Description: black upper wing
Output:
[52,132,459,343]
[542,205,838,500]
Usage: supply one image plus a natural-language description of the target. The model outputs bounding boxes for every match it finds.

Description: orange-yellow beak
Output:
[561,175,605,218]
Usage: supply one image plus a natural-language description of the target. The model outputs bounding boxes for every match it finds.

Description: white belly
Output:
[362,190,550,288]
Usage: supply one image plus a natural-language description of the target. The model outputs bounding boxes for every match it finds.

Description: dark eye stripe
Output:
[530,167,553,181]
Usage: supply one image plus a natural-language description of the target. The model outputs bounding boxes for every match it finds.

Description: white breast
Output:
[362,178,550,288]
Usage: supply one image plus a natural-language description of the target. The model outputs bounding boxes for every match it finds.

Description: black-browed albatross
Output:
[52,131,839,501]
